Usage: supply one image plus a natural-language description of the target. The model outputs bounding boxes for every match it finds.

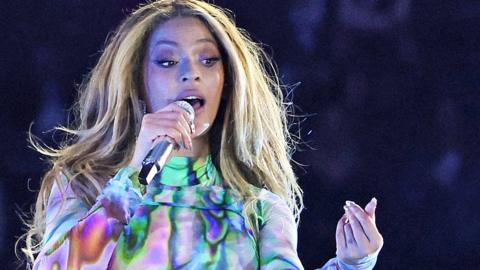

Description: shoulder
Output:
[256,188,287,207]
[251,187,295,226]
[43,172,89,245]
[48,173,76,205]
[46,173,88,220]
[252,188,299,250]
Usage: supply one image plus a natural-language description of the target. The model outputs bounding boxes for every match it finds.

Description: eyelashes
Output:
[155,60,178,68]
[201,57,221,67]
[154,56,221,68]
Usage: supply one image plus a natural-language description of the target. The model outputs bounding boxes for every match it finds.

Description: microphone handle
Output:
[138,140,174,185]
[138,100,194,185]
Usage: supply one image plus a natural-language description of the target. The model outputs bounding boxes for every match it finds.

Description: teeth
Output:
[181,96,205,108]
[182,96,201,100]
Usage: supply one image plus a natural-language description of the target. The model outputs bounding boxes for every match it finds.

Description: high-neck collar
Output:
[151,154,222,187]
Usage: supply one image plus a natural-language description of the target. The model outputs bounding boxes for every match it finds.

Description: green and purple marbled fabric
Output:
[33,155,377,270]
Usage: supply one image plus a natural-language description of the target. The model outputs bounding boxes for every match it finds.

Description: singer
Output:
[22,1,383,269]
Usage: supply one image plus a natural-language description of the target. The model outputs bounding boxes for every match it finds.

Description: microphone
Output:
[138,100,195,185]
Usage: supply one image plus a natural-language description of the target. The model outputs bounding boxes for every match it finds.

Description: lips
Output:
[181,96,205,110]
[175,90,206,114]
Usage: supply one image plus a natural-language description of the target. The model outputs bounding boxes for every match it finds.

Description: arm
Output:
[33,167,142,270]
[258,191,381,270]
[258,190,304,270]
[314,251,379,270]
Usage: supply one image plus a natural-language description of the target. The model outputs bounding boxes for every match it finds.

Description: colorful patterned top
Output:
[33,155,378,270]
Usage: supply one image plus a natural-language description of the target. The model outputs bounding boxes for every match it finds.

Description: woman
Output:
[23,0,383,269]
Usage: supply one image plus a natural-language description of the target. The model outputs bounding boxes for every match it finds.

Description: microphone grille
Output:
[174,100,195,122]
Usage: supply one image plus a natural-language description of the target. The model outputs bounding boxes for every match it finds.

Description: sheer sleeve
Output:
[315,252,379,270]
[258,190,379,270]
[32,167,143,270]
[258,190,304,270]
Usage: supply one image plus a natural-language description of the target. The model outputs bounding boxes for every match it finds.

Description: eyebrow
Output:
[154,38,218,47]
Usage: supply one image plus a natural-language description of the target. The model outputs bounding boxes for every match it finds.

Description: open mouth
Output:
[181,96,205,110]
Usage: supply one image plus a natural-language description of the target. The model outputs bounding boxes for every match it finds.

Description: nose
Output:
[181,73,199,82]
[180,60,200,82]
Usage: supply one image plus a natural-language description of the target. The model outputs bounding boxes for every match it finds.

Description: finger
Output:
[146,116,192,150]
[344,204,370,246]
[150,124,183,149]
[336,214,347,249]
[364,197,377,223]
[150,110,193,134]
[166,125,189,150]
[155,102,188,113]
[152,135,177,149]
[152,135,173,144]
[171,103,195,133]
[343,223,356,247]
[172,118,192,150]
[157,103,193,125]
[346,201,379,241]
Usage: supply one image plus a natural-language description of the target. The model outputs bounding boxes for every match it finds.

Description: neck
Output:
[155,154,217,187]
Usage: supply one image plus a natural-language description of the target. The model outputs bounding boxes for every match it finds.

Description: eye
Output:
[155,59,178,68]
[201,57,221,67]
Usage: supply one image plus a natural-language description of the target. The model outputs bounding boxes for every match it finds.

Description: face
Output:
[143,16,225,137]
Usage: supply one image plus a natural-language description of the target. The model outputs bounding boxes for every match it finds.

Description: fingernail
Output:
[343,205,349,212]
[345,200,355,207]
[372,197,377,204]
[342,213,349,223]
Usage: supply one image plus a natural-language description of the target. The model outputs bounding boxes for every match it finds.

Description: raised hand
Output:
[128,102,195,171]
[335,198,384,265]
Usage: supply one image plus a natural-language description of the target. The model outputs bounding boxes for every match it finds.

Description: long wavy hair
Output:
[20,0,303,264]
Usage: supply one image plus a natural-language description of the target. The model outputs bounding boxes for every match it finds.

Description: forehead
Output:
[148,16,218,49]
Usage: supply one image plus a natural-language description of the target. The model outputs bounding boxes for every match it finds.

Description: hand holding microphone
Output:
[128,101,195,185]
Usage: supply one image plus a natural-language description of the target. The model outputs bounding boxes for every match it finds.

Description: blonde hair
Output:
[20,0,303,264]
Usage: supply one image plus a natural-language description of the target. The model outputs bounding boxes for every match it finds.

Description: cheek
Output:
[207,74,224,104]
[205,74,224,121]
[145,89,166,112]
[206,69,224,98]
[144,75,172,111]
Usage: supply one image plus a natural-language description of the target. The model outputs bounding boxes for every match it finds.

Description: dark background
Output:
[2,1,480,269]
